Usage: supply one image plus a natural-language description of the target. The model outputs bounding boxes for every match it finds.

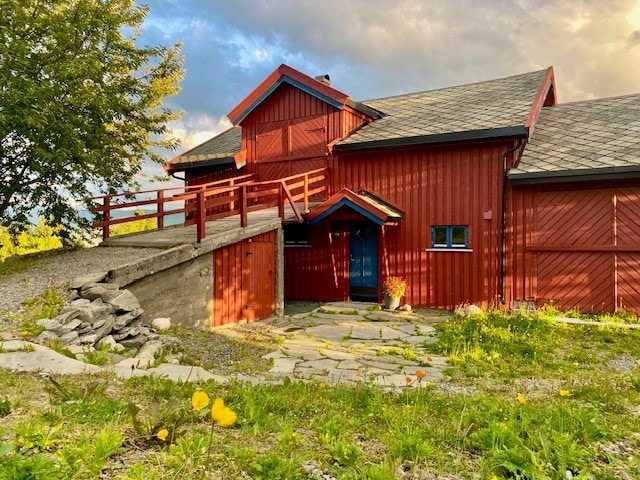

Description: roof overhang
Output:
[165,157,234,173]
[334,125,528,152]
[164,151,246,174]
[508,165,640,185]
[306,188,404,226]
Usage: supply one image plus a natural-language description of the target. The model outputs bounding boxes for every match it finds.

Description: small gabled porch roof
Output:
[306,188,404,226]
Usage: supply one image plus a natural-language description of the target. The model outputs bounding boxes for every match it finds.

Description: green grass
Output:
[110,216,157,237]
[1,311,640,478]
[0,221,63,264]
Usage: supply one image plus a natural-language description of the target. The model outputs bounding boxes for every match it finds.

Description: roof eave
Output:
[165,157,236,173]
[228,64,353,125]
[335,126,528,152]
[508,165,640,185]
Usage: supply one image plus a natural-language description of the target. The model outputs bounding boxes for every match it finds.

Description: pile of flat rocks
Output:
[36,280,157,351]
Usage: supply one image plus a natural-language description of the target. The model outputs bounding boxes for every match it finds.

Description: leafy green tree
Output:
[0,0,184,240]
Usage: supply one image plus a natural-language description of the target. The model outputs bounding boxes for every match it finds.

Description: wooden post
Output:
[240,186,248,227]
[303,174,309,212]
[275,226,285,317]
[278,184,284,219]
[196,190,205,242]
[157,190,164,230]
[103,196,111,240]
[230,178,236,211]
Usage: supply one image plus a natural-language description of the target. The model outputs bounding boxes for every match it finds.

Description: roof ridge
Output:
[361,67,552,104]
[545,92,640,108]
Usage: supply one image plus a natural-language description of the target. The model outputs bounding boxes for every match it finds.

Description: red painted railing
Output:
[88,168,328,242]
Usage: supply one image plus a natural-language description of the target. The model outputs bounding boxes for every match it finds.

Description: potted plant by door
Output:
[382,276,407,310]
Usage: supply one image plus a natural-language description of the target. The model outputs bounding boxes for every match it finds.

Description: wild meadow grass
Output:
[1,309,639,479]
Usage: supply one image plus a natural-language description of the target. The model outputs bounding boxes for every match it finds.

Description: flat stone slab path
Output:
[0,302,453,389]
[263,302,451,387]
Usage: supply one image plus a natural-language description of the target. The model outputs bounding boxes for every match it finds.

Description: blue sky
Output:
[139,0,640,164]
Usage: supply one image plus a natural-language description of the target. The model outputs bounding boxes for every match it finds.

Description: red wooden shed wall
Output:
[286,140,514,309]
[212,230,276,327]
[506,181,640,314]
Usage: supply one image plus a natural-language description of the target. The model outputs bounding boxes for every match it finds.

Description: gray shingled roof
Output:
[166,127,241,171]
[338,69,550,147]
[509,94,640,182]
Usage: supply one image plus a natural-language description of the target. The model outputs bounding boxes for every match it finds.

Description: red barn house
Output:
[166,64,640,319]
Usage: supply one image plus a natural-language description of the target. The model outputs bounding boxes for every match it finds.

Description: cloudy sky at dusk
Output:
[139,0,640,161]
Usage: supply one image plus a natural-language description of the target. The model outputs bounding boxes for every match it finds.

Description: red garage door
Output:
[533,187,640,314]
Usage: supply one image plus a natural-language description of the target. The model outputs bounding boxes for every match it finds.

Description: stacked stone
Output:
[36,281,156,350]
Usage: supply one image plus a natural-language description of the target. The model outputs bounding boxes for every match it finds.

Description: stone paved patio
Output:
[261,302,452,388]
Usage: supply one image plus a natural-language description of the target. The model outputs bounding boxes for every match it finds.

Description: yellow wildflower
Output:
[191,391,210,411]
[559,389,570,397]
[156,428,169,441]
[318,382,326,388]
[211,398,237,427]
[516,393,527,405]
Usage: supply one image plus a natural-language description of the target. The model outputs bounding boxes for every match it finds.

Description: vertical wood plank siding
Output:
[240,84,367,181]
[212,230,276,326]
[506,181,640,314]
[285,140,511,308]
[285,222,350,301]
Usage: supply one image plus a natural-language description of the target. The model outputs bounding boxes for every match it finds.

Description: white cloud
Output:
[170,114,233,152]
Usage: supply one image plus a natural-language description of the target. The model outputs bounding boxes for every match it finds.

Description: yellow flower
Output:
[318,382,326,388]
[156,428,169,441]
[211,398,237,427]
[516,393,527,405]
[191,391,210,411]
[559,389,570,397]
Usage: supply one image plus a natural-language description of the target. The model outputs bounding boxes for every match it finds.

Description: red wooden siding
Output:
[185,168,242,188]
[213,231,276,326]
[239,83,369,183]
[507,182,640,314]
[285,222,350,301]
[284,140,512,309]
[536,252,614,312]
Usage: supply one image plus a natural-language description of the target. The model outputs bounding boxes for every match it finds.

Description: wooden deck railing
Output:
[87,168,328,242]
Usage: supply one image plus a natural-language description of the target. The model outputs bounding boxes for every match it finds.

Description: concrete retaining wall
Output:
[127,252,213,329]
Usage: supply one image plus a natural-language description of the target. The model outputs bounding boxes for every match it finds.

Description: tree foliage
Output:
[0,0,184,240]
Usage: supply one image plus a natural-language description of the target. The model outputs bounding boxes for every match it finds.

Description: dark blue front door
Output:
[349,222,378,299]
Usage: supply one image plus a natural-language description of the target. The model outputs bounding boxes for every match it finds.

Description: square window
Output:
[284,223,310,246]
[432,226,448,247]
[451,226,467,247]
[431,225,468,249]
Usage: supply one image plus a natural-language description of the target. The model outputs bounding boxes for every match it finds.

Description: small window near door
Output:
[431,225,468,249]
[284,223,310,246]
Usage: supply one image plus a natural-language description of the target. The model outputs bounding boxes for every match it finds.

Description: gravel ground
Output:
[0,246,163,318]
